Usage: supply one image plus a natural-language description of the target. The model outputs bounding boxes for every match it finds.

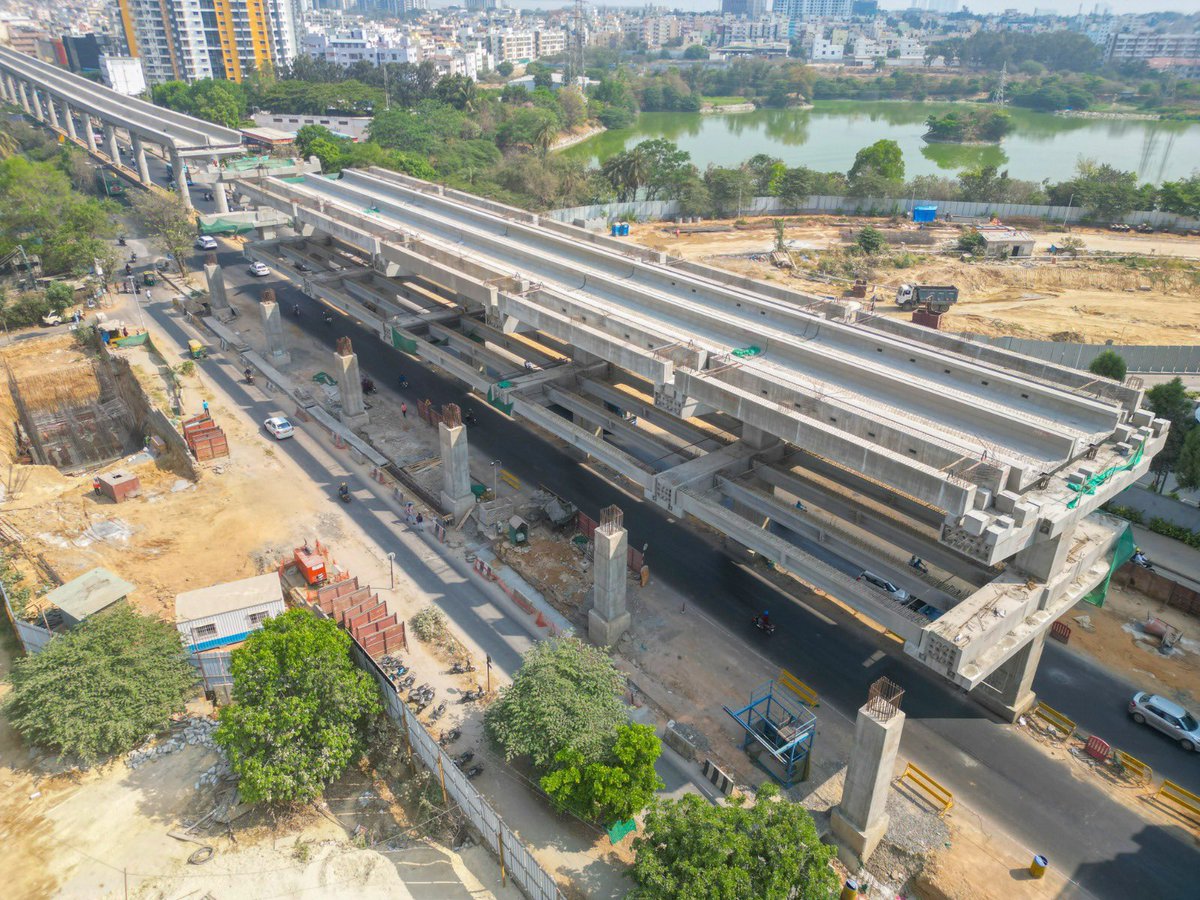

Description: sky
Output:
[497,1,1198,12]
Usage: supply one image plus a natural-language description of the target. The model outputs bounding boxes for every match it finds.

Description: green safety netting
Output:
[488,382,514,415]
[732,345,762,358]
[391,327,418,353]
[1084,523,1135,608]
[1066,439,1145,509]
[281,176,307,184]
[313,371,337,386]
[199,218,255,236]
[606,818,636,844]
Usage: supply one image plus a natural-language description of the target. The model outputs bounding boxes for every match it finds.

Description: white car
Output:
[195,235,218,251]
[263,416,295,440]
[248,261,270,277]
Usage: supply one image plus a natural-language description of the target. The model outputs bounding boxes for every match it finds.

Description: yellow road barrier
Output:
[778,669,819,707]
[1155,780,1200,827]
[1032,702,1076,740]
[1112,749,1152,785]
[898,763,954,815]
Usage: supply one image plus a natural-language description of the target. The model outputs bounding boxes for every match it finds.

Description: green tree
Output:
[129,190,194,277]
[215,609,380,805]
[1088,350,1127,382]
[957,228,986,254]
[704,166,754,217]
[847,139,904,195]
[4,606,197,764]
[630,783,839,900]
[540,723,664,823]
[496,61,515,77]
[434,74,477,111]
[1174,427,1200,492]
[484,638,626,770]
[558,87,587,129]
[856,225,886,254]
[683,44,709,61]
[1146,377,1195,492]
[44,281,74,312]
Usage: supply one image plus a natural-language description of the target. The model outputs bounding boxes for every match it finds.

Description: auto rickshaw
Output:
[142,271,157,286]
[187,339,207,359]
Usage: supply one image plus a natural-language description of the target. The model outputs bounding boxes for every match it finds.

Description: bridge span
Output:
[231,166,1166,718]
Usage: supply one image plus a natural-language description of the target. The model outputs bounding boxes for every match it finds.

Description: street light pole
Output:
[386,551,395,590]
[486,653,492,694]
[491,460,501,497]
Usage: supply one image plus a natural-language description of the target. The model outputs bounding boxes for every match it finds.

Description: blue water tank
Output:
[913,205,937,223]
[620,223,630,236]
[611,224,619,236]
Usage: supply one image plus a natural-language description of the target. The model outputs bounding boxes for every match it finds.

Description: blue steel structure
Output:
[724,680,817,788]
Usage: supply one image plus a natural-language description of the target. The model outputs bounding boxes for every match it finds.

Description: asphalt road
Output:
[196,240,1198,896]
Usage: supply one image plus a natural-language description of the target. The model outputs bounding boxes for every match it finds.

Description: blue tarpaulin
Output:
[913,205,937,223]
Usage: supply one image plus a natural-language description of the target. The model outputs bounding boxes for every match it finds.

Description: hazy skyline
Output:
[491,1,1198,12]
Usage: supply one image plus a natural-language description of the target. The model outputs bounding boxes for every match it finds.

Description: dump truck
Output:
[896,284,958,313]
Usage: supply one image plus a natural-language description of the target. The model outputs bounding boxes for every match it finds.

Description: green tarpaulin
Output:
[199,218,255,236]
[391,327,418,353]
[606,819,636,844]
[1084,524,1135,608]
[488,382,514,415]
[1066,439,1145,509]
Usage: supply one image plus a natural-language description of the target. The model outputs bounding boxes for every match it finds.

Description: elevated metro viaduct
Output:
[0,45,243,210]
[231,167,1168,719]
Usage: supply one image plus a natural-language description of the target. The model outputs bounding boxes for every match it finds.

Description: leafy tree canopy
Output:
[1089,350,1127,382]
[484,637,626,769]
[215,609,380,805]
[856,225,887,254]
[540,723,664,823]
[630,783,839,900]
[4,605,197,764]
[847,139,904,188]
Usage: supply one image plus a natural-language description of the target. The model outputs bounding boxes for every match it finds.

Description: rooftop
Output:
[175,572,283,623]
[45,567,135,622]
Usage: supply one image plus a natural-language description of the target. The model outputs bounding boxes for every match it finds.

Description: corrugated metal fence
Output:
[350,643,563,900]
[964,337,1200,375]
[548,195,1200,230]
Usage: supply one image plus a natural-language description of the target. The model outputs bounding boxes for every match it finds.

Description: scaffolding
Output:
[724,679,817,788]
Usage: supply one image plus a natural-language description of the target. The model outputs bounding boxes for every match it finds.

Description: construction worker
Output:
[401,402,408,419]
[92,477,101,496]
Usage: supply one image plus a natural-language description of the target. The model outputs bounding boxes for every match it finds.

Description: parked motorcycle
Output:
[465,764,484,780]
[429,701,447,721]
[449,660,476,674]
[338,482,351,503]
[453,751,474,767]
[398,673,416,689]
[439,728,462,747]
[460,687,485,703]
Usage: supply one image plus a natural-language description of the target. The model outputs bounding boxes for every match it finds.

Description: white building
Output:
[175,572,286,652]
[253,111,373,140]
[810,36,843,60]
[100,55,146,96]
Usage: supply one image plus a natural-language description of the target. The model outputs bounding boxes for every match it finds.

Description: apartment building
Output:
[642,16,682,51]
[1106,27,1200,76]
[117,0,300,83]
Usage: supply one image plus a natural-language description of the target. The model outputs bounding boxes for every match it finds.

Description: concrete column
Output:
[214,183,230,213]
[0,74,11,104]
[588,506,631,646]
[970,631,1045,722]
[83,114,98,153]
[132,136,151,185]
[204,261,231,315]
[171,149,193,210]
[17,80,31,115]
[62,101,77,140]
[438,405,475,519]
[259,295,290,365]
[45,93,59,129]
[1014,529,1071,584]
[104,124,121,166]
[29,87,44,121]
[334,336,368,429]
[831,683,906,867]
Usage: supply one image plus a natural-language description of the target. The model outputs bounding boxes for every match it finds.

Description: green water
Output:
[562,100,1200,185]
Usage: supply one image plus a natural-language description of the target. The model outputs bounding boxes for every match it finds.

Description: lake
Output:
[562,100,1200,185]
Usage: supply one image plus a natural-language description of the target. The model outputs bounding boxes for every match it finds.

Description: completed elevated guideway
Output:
[234,166,1168,718]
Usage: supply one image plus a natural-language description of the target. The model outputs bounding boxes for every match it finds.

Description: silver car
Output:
[1129,692,1200,752]
[857,570,909,603]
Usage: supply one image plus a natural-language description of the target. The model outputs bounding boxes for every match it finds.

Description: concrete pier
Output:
[204,259,231,316]
[832,679,906,867]
[335,336,368,429]
[259,289,290,365]
[588,505,631,646]
[438,404,475,520]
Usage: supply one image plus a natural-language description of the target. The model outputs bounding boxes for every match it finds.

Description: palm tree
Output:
[533,117,559,158]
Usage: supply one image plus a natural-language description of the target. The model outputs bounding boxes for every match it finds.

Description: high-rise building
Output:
[721,0,770,17]
[117,0,300,84]
[779,0,853,20]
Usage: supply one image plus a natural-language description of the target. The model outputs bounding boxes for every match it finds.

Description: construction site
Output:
[631,215,1200,344]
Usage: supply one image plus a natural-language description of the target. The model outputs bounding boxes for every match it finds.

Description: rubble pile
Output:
[125,716,223,773]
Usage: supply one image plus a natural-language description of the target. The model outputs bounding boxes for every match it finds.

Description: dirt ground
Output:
[1055,582,1200,708]
[633,215,1200,344]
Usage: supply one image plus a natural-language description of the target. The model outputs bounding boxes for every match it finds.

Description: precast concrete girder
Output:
[390,324,491,394]
[753,465,996,586]
[675,369,976,517]
[648,441,760,514]
[673,487,927,644]
[579,379,729,452]
[428,323,533,378]
[715,476,961,612]
[543,386,693,468]
[508,396,654,488]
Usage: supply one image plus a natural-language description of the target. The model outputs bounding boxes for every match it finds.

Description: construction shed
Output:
[46,567,135,627]
[979,227,1035,259]
[175,572,285,652]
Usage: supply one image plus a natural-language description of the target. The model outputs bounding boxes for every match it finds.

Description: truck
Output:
[896,284,958,313]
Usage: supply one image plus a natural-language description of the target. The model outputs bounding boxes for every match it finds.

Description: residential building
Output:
[533,28,565,59]
[61,33,101,74]
[116,0,301,84]
[253,110,372,140]
[810,36,843,60]
[721,0,770,17]
[778,0,853,21]
[1106,28,1200,76]
[642,16,682,50]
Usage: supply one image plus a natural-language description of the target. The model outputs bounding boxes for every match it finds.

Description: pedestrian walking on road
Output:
[401,402,408,418]
[416,513,424,531]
